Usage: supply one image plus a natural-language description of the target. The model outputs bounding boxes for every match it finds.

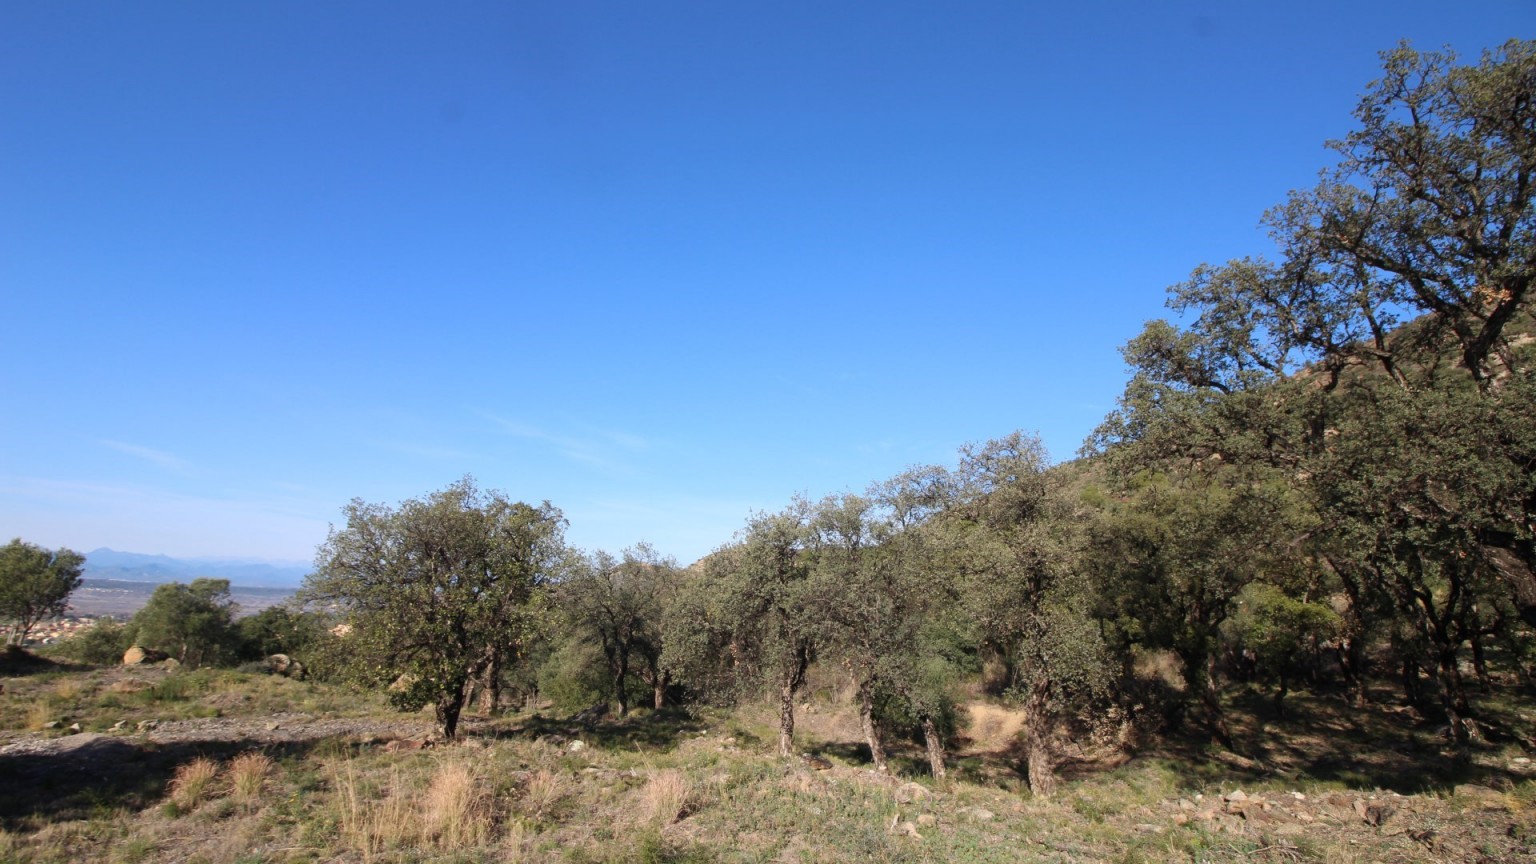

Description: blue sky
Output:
[3,2,1530,567]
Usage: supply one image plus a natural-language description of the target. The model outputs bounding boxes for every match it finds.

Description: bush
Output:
[132,579,240,668]
[236,606,328,664]
[45,617,135,665]
[536,638,610,714]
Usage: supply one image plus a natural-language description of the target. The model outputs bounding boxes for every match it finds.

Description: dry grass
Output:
[519,769,566,821]
[333,764,415,860]
[421,760,494,849]
[168,758,220,812]
[23,699,56,731]
[50,679,85,702]
[331,758,496,857]
[637,768,692,826]
[961,701,1027,754]
[228,752,272,804]
[331,759,414,854]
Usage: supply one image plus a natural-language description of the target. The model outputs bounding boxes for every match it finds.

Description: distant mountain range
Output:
[83,548,310,588]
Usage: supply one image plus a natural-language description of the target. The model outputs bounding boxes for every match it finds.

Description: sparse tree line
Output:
[38,575,332,672]
[14,40,1535,797]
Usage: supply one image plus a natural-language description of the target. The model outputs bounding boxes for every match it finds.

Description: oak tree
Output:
[0,539,85,649]
[305,478,565,739]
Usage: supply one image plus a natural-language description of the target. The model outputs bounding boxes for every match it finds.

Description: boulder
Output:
[122,646,170,665]
[265,654,306,679]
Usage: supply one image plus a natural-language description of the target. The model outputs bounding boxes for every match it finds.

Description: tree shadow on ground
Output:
[1084,684,1527,796]
[804,736,960,782]
[0,734,329,831]
[0,649,93,677]
[796,681,1534,797]
[803,740,871,766]
[473,708,705,753]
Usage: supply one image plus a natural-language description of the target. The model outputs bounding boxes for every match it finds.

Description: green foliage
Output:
[559,543,681,714]
[698,501,821,754]
[303,476,566,739]
[657,558,739,705]
[1089,39,1536,748]
[130,578,240,668]
[536,636,610,714]
[235,606,328,664]
[1224,582,1340,704]
[0,538,85,647]
[44,617,134,665]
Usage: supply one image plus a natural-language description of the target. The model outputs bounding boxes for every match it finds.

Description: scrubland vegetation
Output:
[0,657,1532,863]
[4,39,1536,862]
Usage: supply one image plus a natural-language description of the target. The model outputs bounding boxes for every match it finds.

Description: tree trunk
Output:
[1329,561,1369,707]
[1470,632,1491,692]
[1332,586,1365,706]
[1340,635,1367,707]
[613,674,629,716]
[1201,654,1233,749]
[777,679,797,758]
[777,648,809,758]
[1435,647,1474,752]
[1401,656,1424,707]
[1022,674,1056,797]
[855,677,888,772]
[639,655,668,710]
[599,634,629,717]
[437,679,469,740]
[463,675,480,715]
[653,670,669,710]
[482,652,502,716]
[920,713,947,779]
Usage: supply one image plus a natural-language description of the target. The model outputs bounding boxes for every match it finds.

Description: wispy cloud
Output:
[482,414,648,471]
[100,440,189,472]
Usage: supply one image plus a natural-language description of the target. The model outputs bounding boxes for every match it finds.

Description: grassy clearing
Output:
[0,665,390,740]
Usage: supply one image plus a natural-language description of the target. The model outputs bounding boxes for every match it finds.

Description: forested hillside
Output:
[282,38,1536,790]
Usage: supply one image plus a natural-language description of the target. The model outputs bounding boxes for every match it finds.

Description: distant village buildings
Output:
[18,614,101,647]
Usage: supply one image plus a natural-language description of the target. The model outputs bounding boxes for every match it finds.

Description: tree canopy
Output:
[0,539,84,649]
[131,577,239,667]
[304,477,567,739]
